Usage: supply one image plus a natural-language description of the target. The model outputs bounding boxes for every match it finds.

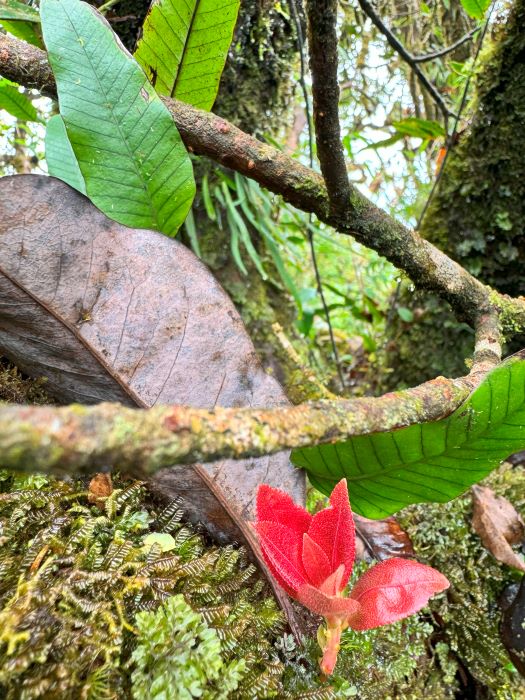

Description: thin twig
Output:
[288,0,346,391]
[357,0,456,120]
[305,0,352,218]
[412,29,478,63]
[416,2,495,230]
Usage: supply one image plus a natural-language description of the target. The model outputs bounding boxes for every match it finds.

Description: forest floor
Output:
[1,359,525,700]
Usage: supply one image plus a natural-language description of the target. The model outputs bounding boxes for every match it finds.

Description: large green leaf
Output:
[0,0,40,22]
[45,115,86,194]
[292,352,525,518]
[134,0,240,110]
[459,0,490,20]
[0,78,39,121]
[41,0,195,236]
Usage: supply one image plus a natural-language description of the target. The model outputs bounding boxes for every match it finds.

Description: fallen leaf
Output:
[0,176,304,540]
[353,513,415,563]
[88,472,113,509]
[471,485,525,571]
[500,578,525,677]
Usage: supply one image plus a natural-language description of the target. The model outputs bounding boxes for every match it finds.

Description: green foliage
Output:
[293,353,525,517]
[131,595,246,700]
[41,0,195,236]
[0,18,42,46]
[0,79,39,122]
[197,166,393,378]
[135,0,240,110]
[391,118,445,140]
[459,0,490,20]
[0,0,39,22]
[45,114,86,194]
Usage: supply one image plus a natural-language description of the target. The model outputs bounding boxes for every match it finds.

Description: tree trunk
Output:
[385,0,525,388]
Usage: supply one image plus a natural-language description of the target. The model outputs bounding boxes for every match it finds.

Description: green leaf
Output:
[397,306,414,323]
[362,132,404,151]
[0,19,43,47]
[41,0,195,236]
[142,532,176,552]
[392,117,445,140]
[183,207,202,257]
[460,0,490,19]
[45,115,86,194]
[0,78,38,121]
[0,0,40,22]
[292,352,525,518]
[134,0,240,110]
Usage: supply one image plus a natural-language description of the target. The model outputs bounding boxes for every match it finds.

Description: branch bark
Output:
[412,29,477,63]
[1,33,525,332]
[0,370,491,476]
[305,0,352,219]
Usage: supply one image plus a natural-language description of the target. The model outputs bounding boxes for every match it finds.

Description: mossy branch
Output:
[1,33,525,333]
[0,367,495,476]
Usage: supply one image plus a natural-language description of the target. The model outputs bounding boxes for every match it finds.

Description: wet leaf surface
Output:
[500,578,525,677]
[353,514,415,562]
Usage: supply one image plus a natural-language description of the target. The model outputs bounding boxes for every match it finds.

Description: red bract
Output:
[254,479,449,676]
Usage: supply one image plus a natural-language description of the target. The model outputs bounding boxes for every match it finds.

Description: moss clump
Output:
[0,471,351,699]
[0,474,288,699]
[397,464,525,698]
[0,358,54,405]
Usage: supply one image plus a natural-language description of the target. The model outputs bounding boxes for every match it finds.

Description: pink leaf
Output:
[308,479,355,587]
[297,583,361,620]
[319,564,346,597]
[254,521,307,595]
[302,533,332,586]
[256,484,312,535]
[348,558,449,630]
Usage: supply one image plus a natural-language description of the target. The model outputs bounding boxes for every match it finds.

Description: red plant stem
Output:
[320,621,344,676]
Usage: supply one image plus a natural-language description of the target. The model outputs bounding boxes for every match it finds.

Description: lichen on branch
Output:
[0,369,489,477]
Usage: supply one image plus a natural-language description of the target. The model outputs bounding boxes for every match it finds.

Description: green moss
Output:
[0,474,288,699]
[397,464,525,698]
[0,358,54,406]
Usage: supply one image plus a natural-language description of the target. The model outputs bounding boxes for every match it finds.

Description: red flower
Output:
[253,479,449,675]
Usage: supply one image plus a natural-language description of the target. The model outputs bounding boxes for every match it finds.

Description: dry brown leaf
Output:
[88,472,113,509]
[471,485,525,571]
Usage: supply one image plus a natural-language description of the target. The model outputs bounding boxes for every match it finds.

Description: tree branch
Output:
[1,33,524,332]
[305,0,351,219]
[0,369,490,476]
[412,29,478,64]
[356,0,455,120]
